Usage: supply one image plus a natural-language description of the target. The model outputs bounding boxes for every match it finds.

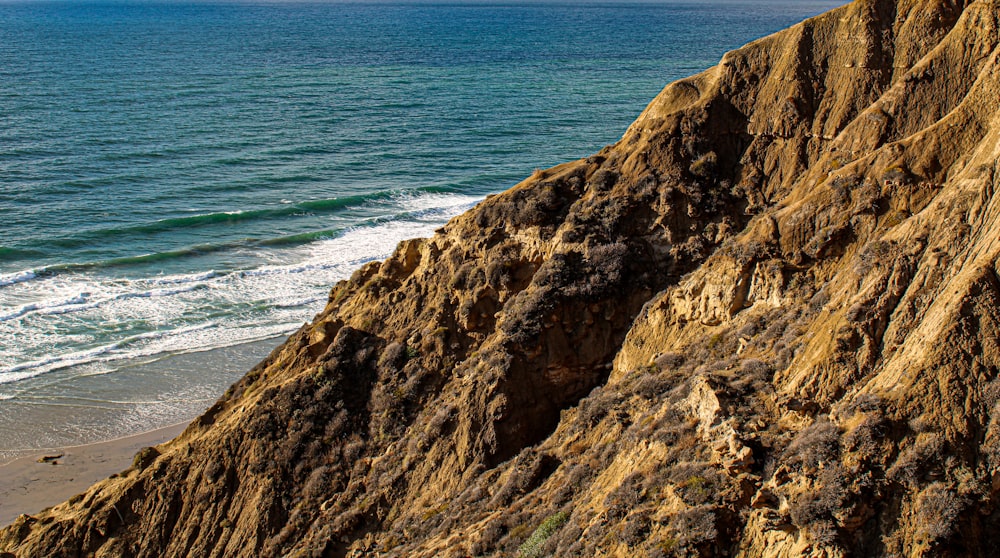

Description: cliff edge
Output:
[4,0,1000,556]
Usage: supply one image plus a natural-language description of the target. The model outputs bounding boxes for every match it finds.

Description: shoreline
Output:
[0,421,188,527]
[0,336,281,464]
[0,330,282,529]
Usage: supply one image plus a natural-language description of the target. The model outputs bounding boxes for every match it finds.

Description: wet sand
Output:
[0,421,187,527]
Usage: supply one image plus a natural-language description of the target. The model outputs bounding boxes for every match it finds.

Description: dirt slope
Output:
[4,0,1000,556]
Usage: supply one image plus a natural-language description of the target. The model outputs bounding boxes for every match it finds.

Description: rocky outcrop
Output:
[4,0,1000,556]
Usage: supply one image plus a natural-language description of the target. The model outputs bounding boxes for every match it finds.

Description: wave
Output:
[49,244,242,272]
[37,186,455,252]
[272,296,326,309]
[0,320,304,389]
[11,191,479,278]
[237,260,344,278]
[36,301,102,316]
[112,283,206,301]
[0,284,206,323]
[150,270,219,285]
[0,322,220,385]
[0,269,39,288]
[0,293,91,323]
[0,247,45,264]
[258,229,341,247]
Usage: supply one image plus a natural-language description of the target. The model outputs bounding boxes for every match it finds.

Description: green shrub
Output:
[517,511,570,558]
[405,345,420,360]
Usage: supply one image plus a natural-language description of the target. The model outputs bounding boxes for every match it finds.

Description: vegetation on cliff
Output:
[4,0,1000,556]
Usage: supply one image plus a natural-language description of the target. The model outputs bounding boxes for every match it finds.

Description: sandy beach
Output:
[0,421,187,527]
[0,337,280,530]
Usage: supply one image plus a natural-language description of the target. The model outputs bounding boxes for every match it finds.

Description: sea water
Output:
[0,0,844,458]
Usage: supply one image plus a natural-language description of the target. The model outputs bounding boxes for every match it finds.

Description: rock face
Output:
[4,0,1000,556]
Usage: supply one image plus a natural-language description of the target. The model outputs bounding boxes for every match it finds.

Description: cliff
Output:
[4,0,1000,556]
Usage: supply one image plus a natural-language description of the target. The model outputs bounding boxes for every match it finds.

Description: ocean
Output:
[0,0,844,459]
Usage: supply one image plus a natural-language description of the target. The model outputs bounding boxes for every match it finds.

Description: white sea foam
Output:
[0,343,119,384]
[391,192,480,214]
[149,270,219,286]
[0,322,220,385]
[0,282,204,323]
[114,283,205,300]
[238,261,341,278]
[0,292,92,323]
[37,301,102,316]
[273,296,326,309]
[0,270,38,288]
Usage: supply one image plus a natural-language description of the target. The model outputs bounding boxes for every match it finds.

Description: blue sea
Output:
[0,0,844,457]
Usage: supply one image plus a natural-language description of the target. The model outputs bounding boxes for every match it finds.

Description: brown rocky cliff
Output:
[4,0,1000,556]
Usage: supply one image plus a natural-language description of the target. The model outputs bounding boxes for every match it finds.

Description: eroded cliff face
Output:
[4,0,1000,556]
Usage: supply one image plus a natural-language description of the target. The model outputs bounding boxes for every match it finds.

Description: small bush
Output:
[426,404,455,437]
[881,165,911,184]
[470,520,507,555]
[740,358,773,380]
[670,505,717,546]
[671,234,708,260]
[591,169,619,192]
[517,511,570,558]
[842,415,885,460]
[576,386,620,426]
[633,373,671,400]
[855,240,896,275]
[808,290,831,313]
[788,464,847,528]
[783,419,840,470]
[654,352,686,370]
[845,301,869,323]
[888,433,943,486]
[648,537,679,558]
[915,482,964,543]
[807,520,839,546]
[676,475,714,505]
[845,393,882,414]
[689,151,718,179]
[604,473,645,520]
[132,446,160,471]
[723,239,770,264]
[615,512,650,547]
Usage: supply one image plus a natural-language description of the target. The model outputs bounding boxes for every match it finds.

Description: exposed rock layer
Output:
[4,0,1000,556]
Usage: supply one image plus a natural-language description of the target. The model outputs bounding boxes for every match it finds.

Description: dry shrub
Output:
[632,372,673,400]
[654,352,686,370]
[888,433,943,486]
[591,168,619,192]
[842,415,885,460]
[855,240,896,275]
[783,418,840,471]
[604,472,645,520]
[807,519,839,547]
[787,464,848,528]
[669,505,717,546]
[914,482,965,543]
[739,358,773,382]
[576,386,621,426]
[618,512,652,547]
